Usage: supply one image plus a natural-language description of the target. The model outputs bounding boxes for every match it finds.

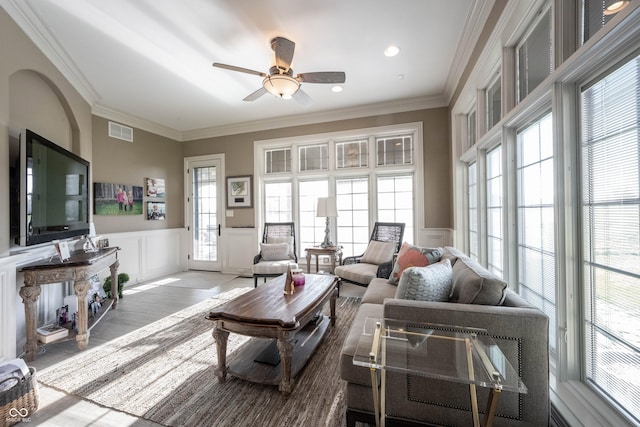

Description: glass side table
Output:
[353,318,527,427]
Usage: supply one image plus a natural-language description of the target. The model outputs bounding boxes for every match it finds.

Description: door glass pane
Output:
[192,166,217,261]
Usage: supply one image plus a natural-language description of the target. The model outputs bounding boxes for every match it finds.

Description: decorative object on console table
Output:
[227,175,252,208]
[103,273,129,299]
[316,197,337,248]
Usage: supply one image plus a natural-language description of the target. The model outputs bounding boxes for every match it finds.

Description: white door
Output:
[185,155,224,271]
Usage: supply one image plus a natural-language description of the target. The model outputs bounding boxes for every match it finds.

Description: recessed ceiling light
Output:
[384,45,400,57]
[332,86,343,93]
[604,0,629,15]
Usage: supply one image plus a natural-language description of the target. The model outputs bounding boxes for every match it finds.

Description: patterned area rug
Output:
[39,288,359,427]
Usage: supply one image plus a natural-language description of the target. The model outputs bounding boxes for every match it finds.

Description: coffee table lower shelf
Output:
[225,314,329,387]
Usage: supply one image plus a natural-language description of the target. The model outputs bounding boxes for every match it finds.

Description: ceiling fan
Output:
[213,36,345,105]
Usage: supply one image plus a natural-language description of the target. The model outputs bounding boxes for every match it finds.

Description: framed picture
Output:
[147,201,166,220]
[94,182,144,215]
[146,177,165,198]
[227,175,252,208]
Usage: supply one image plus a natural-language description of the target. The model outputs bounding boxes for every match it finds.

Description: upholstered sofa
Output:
[339,246,549,426]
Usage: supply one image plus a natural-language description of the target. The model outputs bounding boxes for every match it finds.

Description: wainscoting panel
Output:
[0,260,17,361]
[222,228,257,277]
[416,228,454,248]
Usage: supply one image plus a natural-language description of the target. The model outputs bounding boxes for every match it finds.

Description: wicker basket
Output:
[0,367,39,427]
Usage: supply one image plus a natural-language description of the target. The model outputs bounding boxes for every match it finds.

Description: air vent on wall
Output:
[108,121,133,142]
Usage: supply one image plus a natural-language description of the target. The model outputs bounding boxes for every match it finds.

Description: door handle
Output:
[218,224,221,236]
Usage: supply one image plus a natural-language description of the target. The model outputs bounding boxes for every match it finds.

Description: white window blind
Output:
[376,135,413,166]
[487,76,502,130]
[517,113,557,364]
[581,54,640,423]
[468,110,477,148]
[468,162,478,260]
[517,8,552,103]
[299,144,328,172]
[265,148,291,174]
[486,145,503,277]
[336,177,369,256]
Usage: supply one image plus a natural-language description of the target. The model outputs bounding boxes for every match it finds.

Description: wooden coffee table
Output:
[206,273,338,393]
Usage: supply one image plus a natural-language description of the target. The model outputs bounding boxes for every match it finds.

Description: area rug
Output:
[39,287,359,427]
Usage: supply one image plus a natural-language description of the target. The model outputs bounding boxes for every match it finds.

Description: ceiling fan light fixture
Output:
[263,74,300,99]
[604,0,629,15]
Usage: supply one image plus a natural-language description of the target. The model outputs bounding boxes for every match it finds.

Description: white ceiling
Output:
[3,0,490,140]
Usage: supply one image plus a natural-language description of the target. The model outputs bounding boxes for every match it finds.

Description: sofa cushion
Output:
[360,240,397,265]
[361,278,397,304]
[260,242,291,261]
[395,259,452,302]
[335,263,379,285]
[388,242,443,285]
[340,302,384,387]
[449,256,507,305]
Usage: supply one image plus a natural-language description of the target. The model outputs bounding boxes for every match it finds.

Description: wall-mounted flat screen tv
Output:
[10,129,90,247]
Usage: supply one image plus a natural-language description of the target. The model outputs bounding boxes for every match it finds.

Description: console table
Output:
[353,318,527,427]
[19,247,120,361]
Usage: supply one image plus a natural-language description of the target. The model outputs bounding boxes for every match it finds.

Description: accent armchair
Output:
[252,222,297,287]
[334,222,405,287]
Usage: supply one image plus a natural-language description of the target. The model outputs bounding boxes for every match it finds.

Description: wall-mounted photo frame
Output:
[94,182,143,215]
[147,201,166,220]
[146,177,165,198]
[227,175,252,208]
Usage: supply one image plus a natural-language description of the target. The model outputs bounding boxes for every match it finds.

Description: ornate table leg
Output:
[74,279,90,350]
[110,259,120,308]
[277,331,295,393]
[306,252,311,274]
[212,325,229,383]
[330,287,338,327]
[19,285,41,362]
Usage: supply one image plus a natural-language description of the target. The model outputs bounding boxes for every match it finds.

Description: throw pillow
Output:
[388,242,443,285]
[394,259,452,302]
[449,256,508,305]
[267,235,295,258]
[260,242,290,261]
[360,240,397,265]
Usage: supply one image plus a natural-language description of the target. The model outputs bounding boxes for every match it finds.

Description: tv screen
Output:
[11,129,90,246]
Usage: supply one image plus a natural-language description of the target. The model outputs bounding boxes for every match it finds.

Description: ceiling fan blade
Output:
[213,63,266,77]
[272,37,295,72]
[297,71,346,84]
[243,87,268,101]
[292,88,312,107]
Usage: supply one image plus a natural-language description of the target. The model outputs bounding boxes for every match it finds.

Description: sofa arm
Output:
[382,298,550,426]
[253,253,262,264]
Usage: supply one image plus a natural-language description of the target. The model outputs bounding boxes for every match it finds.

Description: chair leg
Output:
[254,276,258,288]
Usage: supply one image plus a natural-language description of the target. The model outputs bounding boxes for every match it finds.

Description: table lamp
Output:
[316,197,337,248]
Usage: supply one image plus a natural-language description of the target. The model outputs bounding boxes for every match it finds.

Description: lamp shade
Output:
[316,197,337,217]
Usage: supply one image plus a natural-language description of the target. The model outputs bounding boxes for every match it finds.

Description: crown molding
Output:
[3,1,99,104]
[181,94,447,141]
[444,0,495,104]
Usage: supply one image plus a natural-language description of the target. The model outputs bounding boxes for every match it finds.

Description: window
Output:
[299,144,328,172]
[265,148,291,174]
[377,175,414,244]
[377,135,413,166]
[298,180,328,251]
[487,75,502,129]
[336,140,368,169]
[486,145,503,277]
[264,182,292,222]
[582,0,618,44]
[468,110,477,148]
[517,8,552,102]
[468,162,478,260]
[258,124,420,259]
[517,113,557,365]
[336,177,369,256]
[581,54,640,422]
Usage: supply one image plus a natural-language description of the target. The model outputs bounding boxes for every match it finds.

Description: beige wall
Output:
[91,116,184,232]
[182,108,452,229]
[1,8,92,256]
